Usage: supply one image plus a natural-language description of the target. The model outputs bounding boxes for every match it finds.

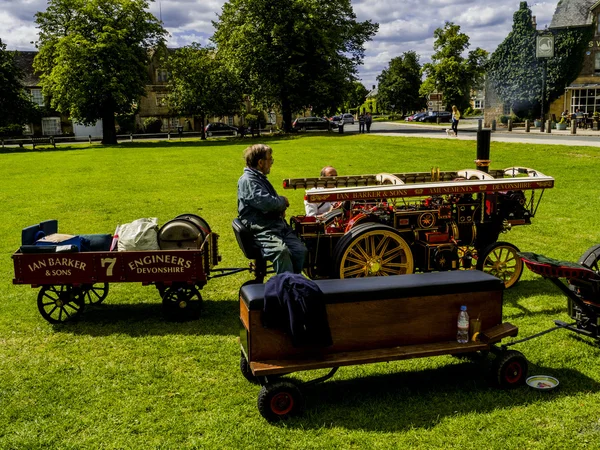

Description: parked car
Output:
[406,112,428,122]
[418,111,452,123]
[329,113,355,124]
[292,117,338,131]
[205,122,238,137]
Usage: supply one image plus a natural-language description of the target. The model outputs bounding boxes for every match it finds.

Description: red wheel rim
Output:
[504,361,523,384]
[270,392,294,415]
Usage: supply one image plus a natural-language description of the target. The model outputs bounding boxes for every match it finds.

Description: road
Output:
[340,119,600,147]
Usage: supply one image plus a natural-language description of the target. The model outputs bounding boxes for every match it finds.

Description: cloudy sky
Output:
[1,0,557,87]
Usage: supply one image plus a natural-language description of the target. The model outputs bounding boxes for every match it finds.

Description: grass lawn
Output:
[1,133,600,449]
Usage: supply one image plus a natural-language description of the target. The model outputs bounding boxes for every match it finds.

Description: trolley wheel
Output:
[240,352,258,384]
[492,350,528,389]
[476,241,523,289]
[577,244,600,272]
[333,223,414,278]
[37,285,85,324]
[161,285,202,321]
[81,283,109,304]
[257,381,304,422]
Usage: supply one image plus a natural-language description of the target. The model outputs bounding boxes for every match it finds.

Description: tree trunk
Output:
[101,108,118,145]
[281,97,292,133]
[200,114,206,140]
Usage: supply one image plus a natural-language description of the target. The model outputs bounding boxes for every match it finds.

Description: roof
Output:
[549,0,597,29]
[367,86,378,98]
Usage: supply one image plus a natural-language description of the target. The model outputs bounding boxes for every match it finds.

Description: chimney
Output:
[372,85,376,90]
[532,16,537,29]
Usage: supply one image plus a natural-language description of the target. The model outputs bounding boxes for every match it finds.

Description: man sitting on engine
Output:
[304,166,338,217]
[237,143,307,274]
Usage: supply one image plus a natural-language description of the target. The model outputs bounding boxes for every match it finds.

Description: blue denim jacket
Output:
[237,167,287,231]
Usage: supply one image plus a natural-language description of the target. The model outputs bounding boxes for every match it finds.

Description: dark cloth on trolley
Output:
[263,273,333,348]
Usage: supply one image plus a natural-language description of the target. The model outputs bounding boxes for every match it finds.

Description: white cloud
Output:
[0,0,557,87]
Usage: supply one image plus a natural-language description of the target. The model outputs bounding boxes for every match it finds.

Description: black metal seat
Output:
[232,218,267,282]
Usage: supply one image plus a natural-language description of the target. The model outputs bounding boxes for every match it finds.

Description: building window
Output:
[502,104,511,115]
[156,69,169,83]
[570,88,600,115]
[31,89,44,106]
[41,117,61,136]
[474,100,483,109]
[227,116,234,126]
[23,124,33,135]
[156,94,168,107]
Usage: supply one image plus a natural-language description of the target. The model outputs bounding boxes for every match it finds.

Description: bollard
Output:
[88,134,92,144]
[168,131,171,140]
[130,133,133,142]
[476,129,491,173]
[508,120,512,132]
[525,120,530,132]
[546,120,551,134]
[540,120,545,132]
[571,120,577,135]
[491,120,496,131]
[478,119,482,131]
[1,139,4,149]
[338,121,344,134]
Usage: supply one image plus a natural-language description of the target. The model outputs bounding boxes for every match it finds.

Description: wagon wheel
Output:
[81,283,109,304]
[476,241,523,289]
[240,352,259,384]
[577,244,600,272]
[457,245,477,270]
[491,350,528,389]
[333,223,414,278]
[37,285,85,324]
[161,285,202,321]
[257,381,304,422]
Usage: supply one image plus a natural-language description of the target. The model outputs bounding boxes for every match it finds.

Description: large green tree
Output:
[166,44,243,139]
[342,81,369,113]
[212,0,378,131]
[0,39,37,133]
[420,22,488,112]
[487,1,592,118]
[377,51,424,115]
[33,0,167,144]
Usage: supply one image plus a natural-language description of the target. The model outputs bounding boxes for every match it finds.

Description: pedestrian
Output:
[451,105,460,137]
[358,113,365,133]
[365,112,372,133]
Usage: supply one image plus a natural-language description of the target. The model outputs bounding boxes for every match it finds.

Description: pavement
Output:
[367,118,600,147]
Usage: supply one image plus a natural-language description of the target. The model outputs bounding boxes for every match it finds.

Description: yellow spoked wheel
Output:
[333,223,414,278]
[476,241,523,288]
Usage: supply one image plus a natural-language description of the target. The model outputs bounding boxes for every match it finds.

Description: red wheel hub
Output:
[504,361,523,384]
[270,392,294,415]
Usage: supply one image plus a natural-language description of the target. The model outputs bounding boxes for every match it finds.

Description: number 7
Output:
[101,258,117,276]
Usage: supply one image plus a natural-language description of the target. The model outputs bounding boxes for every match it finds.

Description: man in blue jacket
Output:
[238,144,307,274]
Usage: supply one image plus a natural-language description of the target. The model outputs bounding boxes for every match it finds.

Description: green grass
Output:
[1,134,600,449]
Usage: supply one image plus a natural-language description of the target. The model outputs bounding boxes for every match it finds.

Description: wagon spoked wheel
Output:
[476,241,523,289]
[81,283,109,304]
[37,285,85,324]
[161,285,202,321]
[492,350,528,389]
[257,381,304,422]
[333,223,414,278]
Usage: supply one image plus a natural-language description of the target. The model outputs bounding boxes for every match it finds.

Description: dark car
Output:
[406,112,428,122]
[419,111,452,123]
[292,117,338,131]
[205,122,238,137]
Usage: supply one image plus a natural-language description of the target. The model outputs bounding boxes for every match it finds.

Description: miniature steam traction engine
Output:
[285,162,554,288]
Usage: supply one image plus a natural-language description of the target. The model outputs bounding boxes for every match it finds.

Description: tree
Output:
[166,44,243,139]
[33,0,167,144]
[212,0,378,131]
[343,81,369,113]
[487,1,592,118]
[0,39,38,133]
[377,51,424,115]
[420,22,488,112]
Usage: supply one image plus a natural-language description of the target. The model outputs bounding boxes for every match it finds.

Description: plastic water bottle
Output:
[457,305,469,344]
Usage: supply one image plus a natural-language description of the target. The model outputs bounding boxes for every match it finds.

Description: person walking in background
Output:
[365,112,372,133]
[358,113,365,133]
[451,105,460,137]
